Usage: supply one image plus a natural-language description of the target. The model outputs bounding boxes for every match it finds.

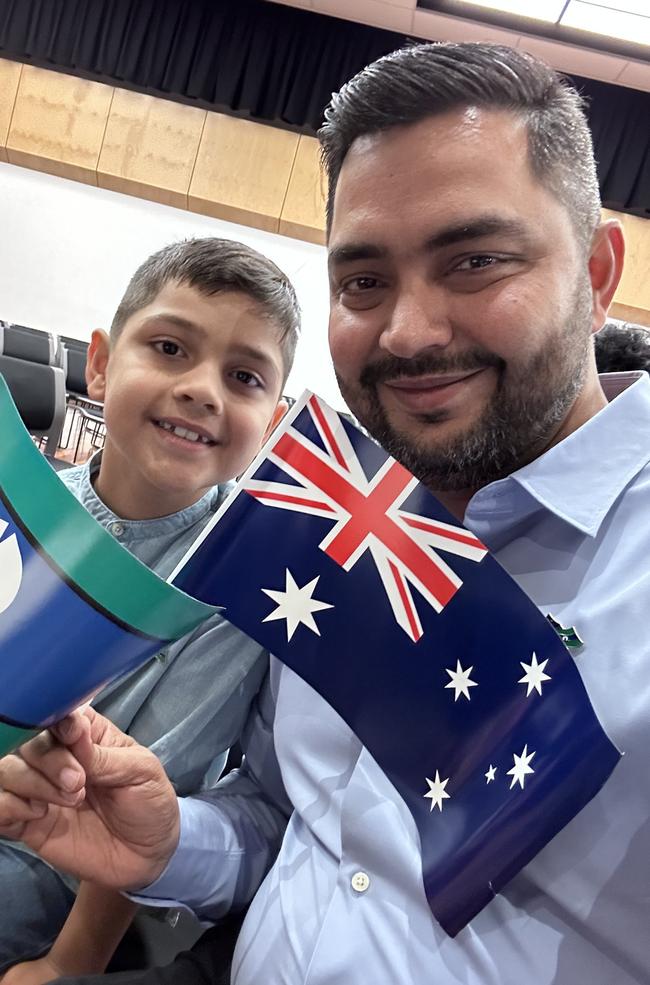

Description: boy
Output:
[0,237,299,978]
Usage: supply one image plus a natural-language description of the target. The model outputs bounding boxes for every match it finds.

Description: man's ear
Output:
[85,329,111,402]
[588,220,625,335]
[260,397,290,447]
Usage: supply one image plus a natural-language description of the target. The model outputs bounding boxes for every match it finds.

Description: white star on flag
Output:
[445,660,478,701]
[518,652,551,696]
[0,519,22,615]
[507,745,535,789]
[262,569,333,641]
[485,764,497,784]
[424,771,451,812]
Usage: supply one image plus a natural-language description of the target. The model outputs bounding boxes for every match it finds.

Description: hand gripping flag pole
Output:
[0,376,214,757]
[171,391,621,938]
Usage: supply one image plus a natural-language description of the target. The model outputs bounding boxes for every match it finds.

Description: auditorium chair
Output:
[0,353,67,458]
[0,320,65,369]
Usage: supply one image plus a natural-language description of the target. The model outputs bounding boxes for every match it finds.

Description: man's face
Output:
[328,109,601,492]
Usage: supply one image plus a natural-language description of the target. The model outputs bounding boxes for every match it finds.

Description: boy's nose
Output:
[174,368,224,413]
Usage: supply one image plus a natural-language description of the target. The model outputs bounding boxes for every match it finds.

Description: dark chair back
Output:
[0,321,60,366]
[65,345,88,396]
[0,354,66,454]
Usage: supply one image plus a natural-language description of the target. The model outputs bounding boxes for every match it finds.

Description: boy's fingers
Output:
[0,752,85,807]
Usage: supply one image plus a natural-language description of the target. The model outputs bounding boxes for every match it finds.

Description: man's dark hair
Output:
[594,321,650,373]
[319,42,601,249]
[110,238,300,377]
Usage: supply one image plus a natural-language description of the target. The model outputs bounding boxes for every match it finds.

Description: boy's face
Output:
[87,282,287,519]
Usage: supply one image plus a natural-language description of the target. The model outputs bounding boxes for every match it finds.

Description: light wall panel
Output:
[97,89,206,209]
[189,113,299,233]
[7,66,113,185]
[280,135,327,245]
[0,59,22,163]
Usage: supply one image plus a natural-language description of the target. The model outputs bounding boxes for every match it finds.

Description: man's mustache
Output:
[359,351,504,389]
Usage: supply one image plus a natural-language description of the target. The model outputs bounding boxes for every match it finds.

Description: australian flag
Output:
[172,391,621,937]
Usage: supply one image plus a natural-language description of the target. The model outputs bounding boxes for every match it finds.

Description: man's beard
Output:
[336,287,593,493]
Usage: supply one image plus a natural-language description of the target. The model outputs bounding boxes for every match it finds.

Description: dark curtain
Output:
[0,0,403,130]
[0,0,648,216]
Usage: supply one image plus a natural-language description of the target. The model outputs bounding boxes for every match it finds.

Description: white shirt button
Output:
[351,871,370,893]
[110,521,125,537]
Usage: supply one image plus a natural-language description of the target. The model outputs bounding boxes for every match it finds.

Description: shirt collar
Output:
[74,450,225,539]
[490,371,650,537]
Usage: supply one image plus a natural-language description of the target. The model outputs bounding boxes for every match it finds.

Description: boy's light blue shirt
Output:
[142,372,650,985]
[61,455,269,794]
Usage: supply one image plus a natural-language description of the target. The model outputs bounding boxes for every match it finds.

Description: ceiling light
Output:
[452,0,565,22]
[561,1,650,46]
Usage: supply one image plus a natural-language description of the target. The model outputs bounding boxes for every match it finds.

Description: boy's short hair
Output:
[110,238,301,379]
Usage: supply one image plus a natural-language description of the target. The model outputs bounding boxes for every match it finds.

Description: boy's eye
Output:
[153,339,183,357]
[232,369,262,388]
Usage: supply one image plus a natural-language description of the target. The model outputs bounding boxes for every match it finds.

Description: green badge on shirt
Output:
[547,614,584,649]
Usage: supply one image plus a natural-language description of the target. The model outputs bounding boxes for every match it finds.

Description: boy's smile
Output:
[86,282,287,520]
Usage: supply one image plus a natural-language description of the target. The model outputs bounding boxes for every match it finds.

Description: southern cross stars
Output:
[507,744,536,789]
[518,652,551,697]
[423,771,451,812]
[445,660,478,701]
[262,569,333,641]
[485,764,497,783]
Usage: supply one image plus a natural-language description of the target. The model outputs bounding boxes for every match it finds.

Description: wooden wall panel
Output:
[279,135,326,245]
[2,58,646,263]
[97,89,206,209]
[603,209,650,315]
[6,66,113,185]
[609,302,650,328]
[189,114,299,233]
[0,59,22,163]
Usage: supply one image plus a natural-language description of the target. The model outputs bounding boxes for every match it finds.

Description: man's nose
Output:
[379,285,452,359]
[173,366,223,413]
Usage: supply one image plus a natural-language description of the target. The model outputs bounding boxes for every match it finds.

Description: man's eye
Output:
[455,255,500,271]
[233,369,262,388]
[341,276,381,293]
[154,340,182,356]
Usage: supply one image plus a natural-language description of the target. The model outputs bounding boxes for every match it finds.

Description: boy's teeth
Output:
[158,421,210,444]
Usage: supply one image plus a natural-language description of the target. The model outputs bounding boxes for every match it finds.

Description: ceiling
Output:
[265,0,650,92]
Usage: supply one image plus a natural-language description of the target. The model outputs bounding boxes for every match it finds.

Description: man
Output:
[0,42,648,985]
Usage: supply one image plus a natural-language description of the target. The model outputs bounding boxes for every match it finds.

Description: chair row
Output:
[0,322,92,463]
[0,321,89,396]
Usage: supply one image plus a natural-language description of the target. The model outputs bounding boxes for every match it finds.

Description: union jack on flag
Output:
[243,394,487,641]
[172,391,620,936]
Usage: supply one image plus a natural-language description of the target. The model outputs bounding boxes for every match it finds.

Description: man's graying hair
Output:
[319,42,601,250]
[110,238,301,376]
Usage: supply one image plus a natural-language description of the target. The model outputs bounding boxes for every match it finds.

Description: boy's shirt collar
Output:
[77,450,228,542]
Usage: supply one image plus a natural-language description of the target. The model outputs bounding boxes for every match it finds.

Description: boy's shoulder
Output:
[57,460,91,499]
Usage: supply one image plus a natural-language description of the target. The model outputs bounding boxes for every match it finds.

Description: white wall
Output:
[0,162,344,408]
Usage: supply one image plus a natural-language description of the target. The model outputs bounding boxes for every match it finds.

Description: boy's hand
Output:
[0,707,180,891]
[1,954,64,985]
